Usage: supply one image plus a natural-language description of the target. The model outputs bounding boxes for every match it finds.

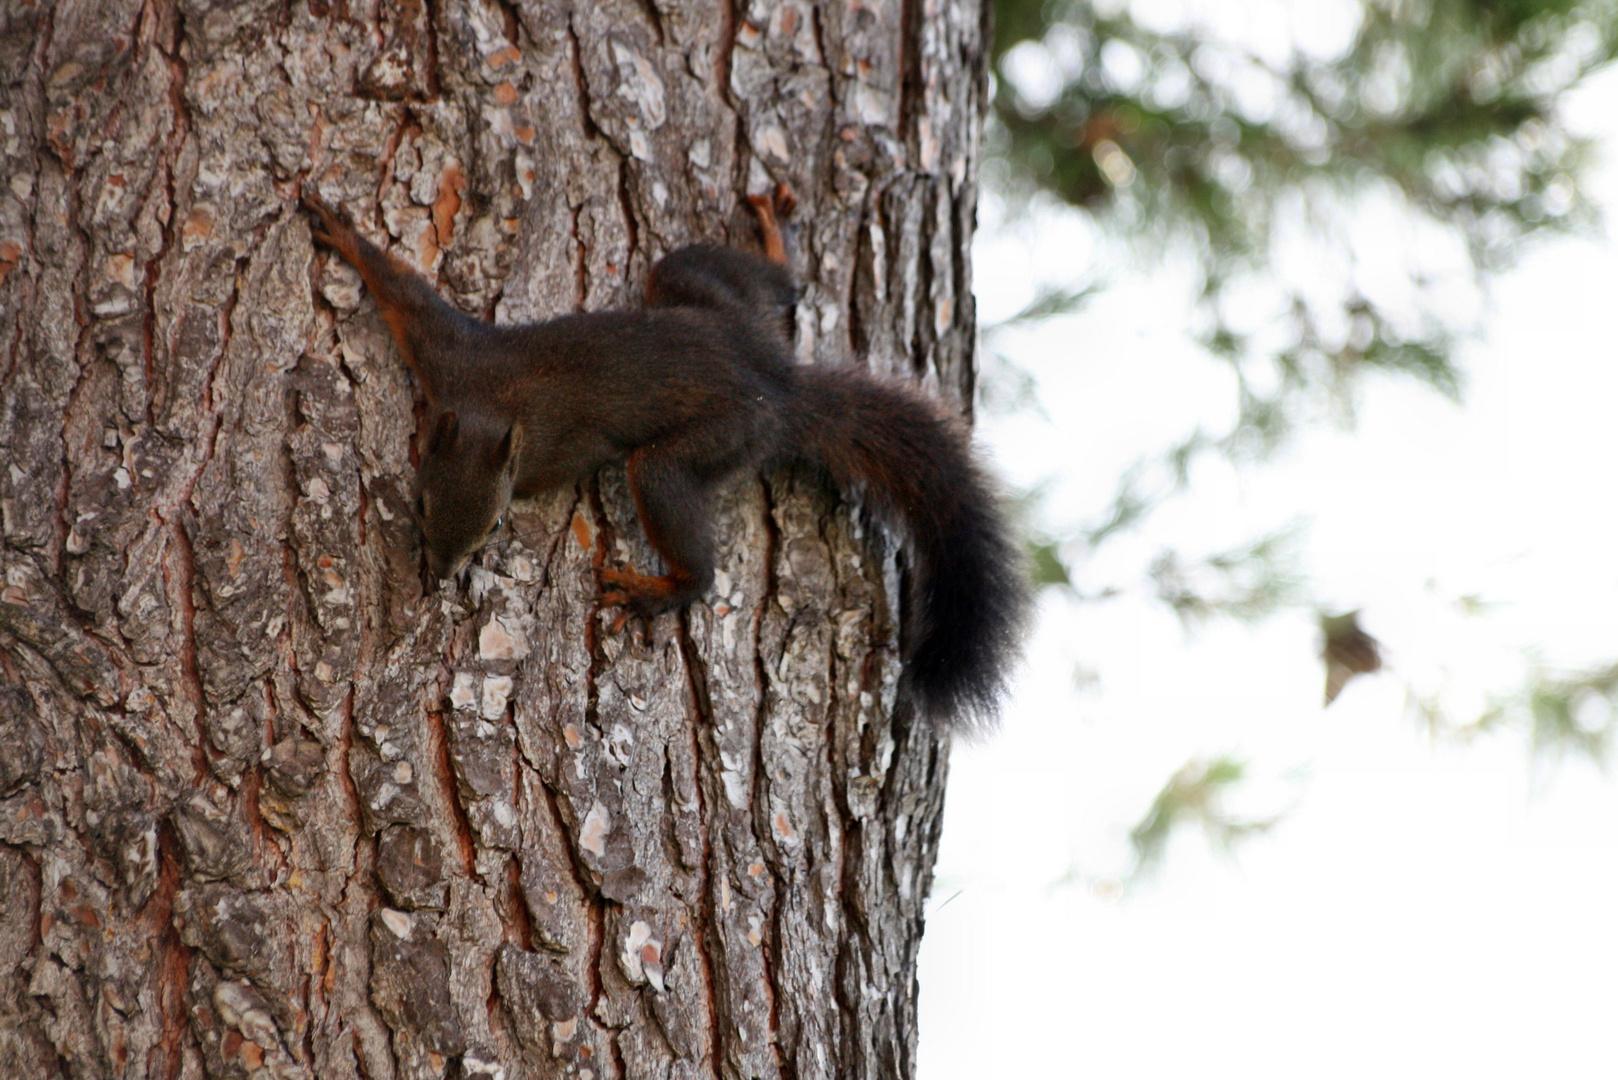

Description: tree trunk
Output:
[0,0,987,1077]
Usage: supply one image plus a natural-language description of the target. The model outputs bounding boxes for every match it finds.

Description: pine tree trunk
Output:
[0,1,987,1077]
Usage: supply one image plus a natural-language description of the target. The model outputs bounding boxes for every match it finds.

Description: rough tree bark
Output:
[0,0,988,1077]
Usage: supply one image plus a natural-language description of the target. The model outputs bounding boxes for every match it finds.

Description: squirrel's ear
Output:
[428,410,459,453]
[500,423,525,465]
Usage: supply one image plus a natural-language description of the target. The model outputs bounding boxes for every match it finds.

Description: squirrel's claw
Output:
[299,191,349,250]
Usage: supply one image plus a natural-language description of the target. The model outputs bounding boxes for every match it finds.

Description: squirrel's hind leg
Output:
[598,444,721,629]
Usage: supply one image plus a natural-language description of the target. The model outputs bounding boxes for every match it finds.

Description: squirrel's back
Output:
[646,243,797,341]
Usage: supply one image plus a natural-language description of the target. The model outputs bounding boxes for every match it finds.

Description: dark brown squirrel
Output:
[301,187,1028,728]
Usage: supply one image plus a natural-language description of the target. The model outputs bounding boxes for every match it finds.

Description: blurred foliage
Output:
[990,0,1618,755]
[990,0,1618,499]
[1128,756,1282,878]
[987,4,1618,884]
[1029,538,1075,586]
[978,283,1102,415]
[1518,660,1618,761]
[1410,657,1618,762]
[987,282,1107,329]
[1148,523,1306,625]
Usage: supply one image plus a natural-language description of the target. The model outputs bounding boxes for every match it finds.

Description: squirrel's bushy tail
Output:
[782,366,1030,731]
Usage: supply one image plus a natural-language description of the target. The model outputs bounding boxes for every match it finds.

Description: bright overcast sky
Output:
[919,6,1618,1077]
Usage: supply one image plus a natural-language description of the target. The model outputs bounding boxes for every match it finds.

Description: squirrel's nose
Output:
[429,552,472,581]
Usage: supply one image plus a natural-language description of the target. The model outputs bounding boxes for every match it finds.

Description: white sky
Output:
[919,10,1618,1077]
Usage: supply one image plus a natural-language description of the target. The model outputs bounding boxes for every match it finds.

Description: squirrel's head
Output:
[415,409,525,579]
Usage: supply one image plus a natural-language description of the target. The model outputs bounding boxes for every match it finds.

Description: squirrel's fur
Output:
[302,191,1028,729]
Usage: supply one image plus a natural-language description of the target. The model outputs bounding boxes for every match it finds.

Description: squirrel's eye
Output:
[414,496,426,518]
[489,516,504,536]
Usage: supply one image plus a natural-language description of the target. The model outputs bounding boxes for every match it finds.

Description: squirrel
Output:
[301,187,1028,728]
